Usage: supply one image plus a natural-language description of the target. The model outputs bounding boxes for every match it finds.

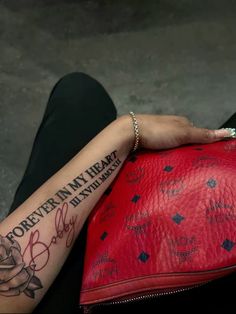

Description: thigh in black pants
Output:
[8,73,236,313]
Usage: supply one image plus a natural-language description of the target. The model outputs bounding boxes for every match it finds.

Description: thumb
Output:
[189,127,236,144]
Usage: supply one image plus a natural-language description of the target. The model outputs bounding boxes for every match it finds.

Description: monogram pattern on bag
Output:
[222,239,235,252]
[205,200,236,224]
[92,265,118,282]
[82,139,236,292]
[192,155,219,168]
[92,251,116,268]
[131,194,141,203]
[125,211,151,235]
[138,251,150,263]
[172,213,185,225]
[100,231,108,241]
[224,140,236,152]
[207,178,217,188]
[91,252,118,284]
[167,236,199,263]
[126,167,145,184]
[99,202,116,224]
[163,165,174,172]
[160,178,185,197]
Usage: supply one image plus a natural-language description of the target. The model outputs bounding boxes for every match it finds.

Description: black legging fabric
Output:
[8,73,236,313]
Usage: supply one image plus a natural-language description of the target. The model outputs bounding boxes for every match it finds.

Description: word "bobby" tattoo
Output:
[23,202,77,271]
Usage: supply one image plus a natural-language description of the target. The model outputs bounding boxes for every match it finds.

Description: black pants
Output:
[9,73,236,313]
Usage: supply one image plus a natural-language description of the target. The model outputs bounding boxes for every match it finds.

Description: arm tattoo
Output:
[0,235,43,298]
[1,150,121,298]
[23,202,77,272]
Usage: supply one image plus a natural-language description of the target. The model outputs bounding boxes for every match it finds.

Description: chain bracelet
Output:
[129,111,140,152]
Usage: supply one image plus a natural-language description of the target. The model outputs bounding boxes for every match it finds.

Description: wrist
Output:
[115,114,136,154]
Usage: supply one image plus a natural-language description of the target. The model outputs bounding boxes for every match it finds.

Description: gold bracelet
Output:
[129,111,140,152]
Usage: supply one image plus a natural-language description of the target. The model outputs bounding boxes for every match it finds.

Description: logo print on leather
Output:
[172,213,185,225]
[99,202,116,223]
[131,194,141,203]
[126,211,151,235]
[126,167,145,184]
[92,251,116,268]
[157,150,173,157]
[164,165,173,172]
[160,178,184,197]
[194,147,204,151]
[206,200,236,224]
[92,252,118,282]
[93,266,118,282]
[207,178,217,188]
[168,236,198,263]
[224,140,236,152]
[221,239,235,252]
[192,155,219,168]
[138,251,150,263]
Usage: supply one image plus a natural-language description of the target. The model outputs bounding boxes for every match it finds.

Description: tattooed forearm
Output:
[1,150,121,299]
[6,150,120,245]
[69,155,121,207]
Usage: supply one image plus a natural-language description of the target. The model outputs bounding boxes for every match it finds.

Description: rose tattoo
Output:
[0,235,42,298]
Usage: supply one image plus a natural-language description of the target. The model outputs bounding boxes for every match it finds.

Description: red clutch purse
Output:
[80,139,236,313]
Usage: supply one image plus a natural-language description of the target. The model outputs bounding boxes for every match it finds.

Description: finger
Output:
[180,117,194,127]
[188,127,235,144]
[172,115,193,126]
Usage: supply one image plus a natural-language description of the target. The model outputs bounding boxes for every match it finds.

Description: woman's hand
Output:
[132,114,233,150]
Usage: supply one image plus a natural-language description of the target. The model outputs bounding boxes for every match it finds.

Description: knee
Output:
[48,72,117,118]
[56,72,101,91]
[50,71,110,105]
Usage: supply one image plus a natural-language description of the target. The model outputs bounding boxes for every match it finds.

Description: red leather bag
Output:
[80,139,236,312]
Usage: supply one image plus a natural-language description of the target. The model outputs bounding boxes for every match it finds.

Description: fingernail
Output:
[214,128,236,138]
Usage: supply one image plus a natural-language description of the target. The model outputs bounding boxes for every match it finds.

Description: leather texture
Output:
[80,139,236,305]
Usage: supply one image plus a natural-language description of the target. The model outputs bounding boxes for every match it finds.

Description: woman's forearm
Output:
[0,115,134,313]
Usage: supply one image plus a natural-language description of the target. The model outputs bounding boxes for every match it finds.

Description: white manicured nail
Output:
[214,128,236,138]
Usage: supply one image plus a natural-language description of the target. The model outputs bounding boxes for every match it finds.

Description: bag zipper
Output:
[80,264,236,313]
[80,282,209,314]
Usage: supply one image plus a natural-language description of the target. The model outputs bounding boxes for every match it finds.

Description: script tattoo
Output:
[23,202,77,272]
[2,150,121,298]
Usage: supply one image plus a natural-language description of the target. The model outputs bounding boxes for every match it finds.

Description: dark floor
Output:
[1,0,236,220]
